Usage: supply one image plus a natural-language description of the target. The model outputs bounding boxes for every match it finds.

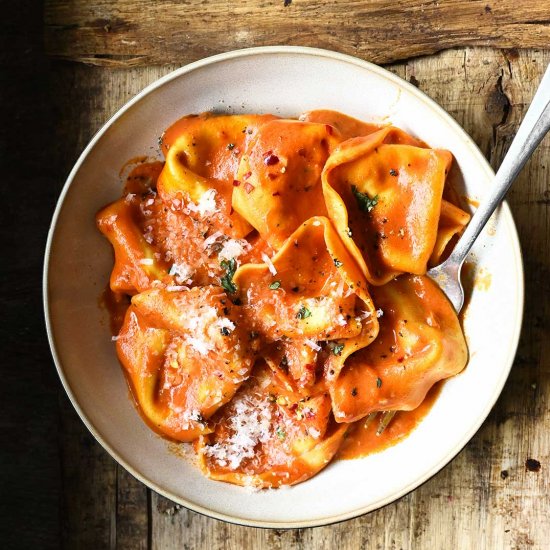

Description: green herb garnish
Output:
[220,258,237,294]
[376,377,382,388]
[269,280,281,290]
[331,342,345,356]
[276,426,286,440]
[296,305,312,319]
[351,185,378,213]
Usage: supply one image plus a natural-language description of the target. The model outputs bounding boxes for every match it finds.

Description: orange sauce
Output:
[99,286,130,335]
[337,382,442,459]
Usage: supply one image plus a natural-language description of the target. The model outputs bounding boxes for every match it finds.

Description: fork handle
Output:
[447,63,550,266]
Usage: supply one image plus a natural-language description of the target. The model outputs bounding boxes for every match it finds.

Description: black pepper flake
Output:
[351,387,358,396]
[390,169,398,176]
[500,470,509,480]
[227,143,235,150]
[333,258,343,267]
[376,377,382,388]
[220,327,231,336]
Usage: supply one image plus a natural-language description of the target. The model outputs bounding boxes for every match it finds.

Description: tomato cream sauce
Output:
[337,383,442,459]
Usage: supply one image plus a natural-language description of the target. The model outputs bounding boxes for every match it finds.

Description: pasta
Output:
[97,110,470,488]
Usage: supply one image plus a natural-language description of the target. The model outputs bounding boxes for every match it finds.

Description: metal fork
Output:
[374,64,550,436]
[428,63,550,313]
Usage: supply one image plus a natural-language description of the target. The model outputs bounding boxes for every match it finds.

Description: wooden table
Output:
[4,1,549,548]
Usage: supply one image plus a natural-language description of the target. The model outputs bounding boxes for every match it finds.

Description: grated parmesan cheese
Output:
[169,261,194,284]
[261,253,277,275]
[218,238,251,261]
[202,231,224,250]
[212,317,236,333]
[336,314,347,326]
[309,427,321,439]
[166,285,189,292]
[187,189,218,217]
[304,338,321,352]
[203,394,272,470]
[187,336,214,356]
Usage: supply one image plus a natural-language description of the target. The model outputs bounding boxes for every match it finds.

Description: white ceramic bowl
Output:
[44,46,523,528]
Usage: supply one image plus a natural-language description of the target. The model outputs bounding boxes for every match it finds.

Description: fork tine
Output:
[376,411,397,436]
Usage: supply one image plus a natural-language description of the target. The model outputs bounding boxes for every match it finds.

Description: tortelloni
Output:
[97,109,471,488]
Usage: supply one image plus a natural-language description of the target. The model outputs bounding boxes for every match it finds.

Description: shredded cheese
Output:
[261,253,277,275]
[203,393,272,469]
[187,189,218,217]
[304,338,321,352]
[218,238,251,261]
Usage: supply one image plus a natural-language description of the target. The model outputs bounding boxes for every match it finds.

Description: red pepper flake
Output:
[272,191,281,196]
[243,171,252,180]
[267,173,277,180]
[229,206,234,215]
[232,179,241,187]
[325,124,334,135]
[264,153,280,166]
[298,148,307,157]
[397,356,404,363]
[244,182,255,194]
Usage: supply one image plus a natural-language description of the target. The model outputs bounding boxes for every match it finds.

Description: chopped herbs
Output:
[276,426,286,440]
[296,305,312,319]
[333,258,343,268]
[351,185,378,213]
[331,342,345,356]
[220,327,231,336]
[376,377,382,388]
[269,280,281,290]
[220,258,237,294]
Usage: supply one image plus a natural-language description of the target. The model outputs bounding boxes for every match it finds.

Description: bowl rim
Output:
[43,45,524,529]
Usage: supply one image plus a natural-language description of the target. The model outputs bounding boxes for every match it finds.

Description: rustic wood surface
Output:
[44,0,550,67]
[2,1,549,548]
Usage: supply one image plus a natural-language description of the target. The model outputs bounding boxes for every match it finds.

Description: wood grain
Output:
[44,0,550,67]
[47,47,550,548]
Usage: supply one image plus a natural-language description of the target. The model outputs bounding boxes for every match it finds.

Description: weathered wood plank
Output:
[49,47,550,549]
[59,395,117,549]
[116,467,149,550]
[44,0,550,67]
